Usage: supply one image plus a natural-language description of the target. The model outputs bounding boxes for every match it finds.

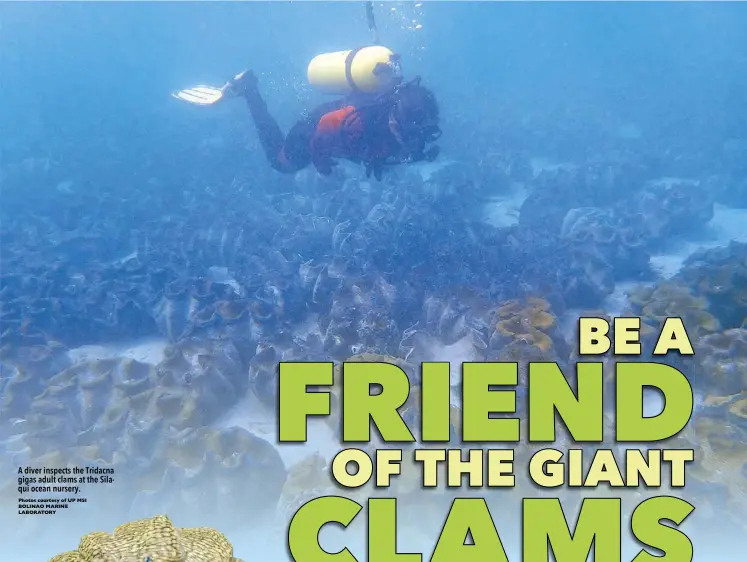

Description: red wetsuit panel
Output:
[309,104,398,175]
[310,106,366,174]
[316,106,363,139]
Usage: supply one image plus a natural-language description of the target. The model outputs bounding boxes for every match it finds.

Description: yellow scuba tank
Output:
[307,45,401,96]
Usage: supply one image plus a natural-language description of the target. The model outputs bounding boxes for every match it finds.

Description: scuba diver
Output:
[173,45,442,181]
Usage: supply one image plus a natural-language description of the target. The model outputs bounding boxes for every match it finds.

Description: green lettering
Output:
[631,496,694,562]
[616,363,693,442]
[528,362,604,442]
[342,362,415,442]
[462,363,518,442]
[368,498,421,562]
[523,498,621,562]
[421,362,451,442]
[288,496,361,562]
[279,362,333,442]
[432,499,509,562]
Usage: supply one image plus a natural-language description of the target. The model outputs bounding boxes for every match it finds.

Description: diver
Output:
[174,46,441,181]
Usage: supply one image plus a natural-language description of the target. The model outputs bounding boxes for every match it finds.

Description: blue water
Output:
[2,2,747,561]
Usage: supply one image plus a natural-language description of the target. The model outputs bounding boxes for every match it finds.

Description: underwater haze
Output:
[2,1,747,561]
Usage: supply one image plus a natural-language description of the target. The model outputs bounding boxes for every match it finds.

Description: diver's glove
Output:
[223,70,259,99]
[402,145,439,165]
[365,159,384,181]
[424,145,440,162]
[310,132,339,176]
[314,158,339,176]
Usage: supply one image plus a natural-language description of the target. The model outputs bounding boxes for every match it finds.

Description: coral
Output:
[419,293,478,346]
[486,297,568,371]
[676,241,747,329]
[667,402,747,532]
[275,445,430,533]
[495,297,557,335]
[2,150,643,351]
[626,282,721,342]
[519,159,652,236]
[21,337,246,456]
[325,353,416,430]
[0,336,285,528]
[4,130,746,546]
[130,426,286,522]
[273,445,426,531]
[561,206,651,279]
[276,453,334,524]
[4,424,286,531]
[318,275,401,359]
[518,176,715,308]
[558,247,617,308]
[700,392,747,425]
[0,340,72,421]
[622,243,747,379]
[332,353,416,387]
[618,178,715,243]
[694,329,747,395]
[48,514,243,562]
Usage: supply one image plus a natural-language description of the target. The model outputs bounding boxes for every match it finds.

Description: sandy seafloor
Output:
[11,160,747,561]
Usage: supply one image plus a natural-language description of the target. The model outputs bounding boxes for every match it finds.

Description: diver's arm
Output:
[423,145,440,162]
[404,145,440,164]
[309,109,353,175]
[363,156,386,181]
[309,131,337,175]
[363,145,439,180]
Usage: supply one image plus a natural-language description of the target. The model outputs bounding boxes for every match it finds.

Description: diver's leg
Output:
[229,71,336,174]
[230,71,290,171]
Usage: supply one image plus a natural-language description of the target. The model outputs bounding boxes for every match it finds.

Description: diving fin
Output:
[173,71,257,105]
[171,84,228,106]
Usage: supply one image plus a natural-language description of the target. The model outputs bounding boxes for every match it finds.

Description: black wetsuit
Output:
[242,87,405,180]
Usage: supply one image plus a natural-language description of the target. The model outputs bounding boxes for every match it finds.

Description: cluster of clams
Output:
[2,136,746,546]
